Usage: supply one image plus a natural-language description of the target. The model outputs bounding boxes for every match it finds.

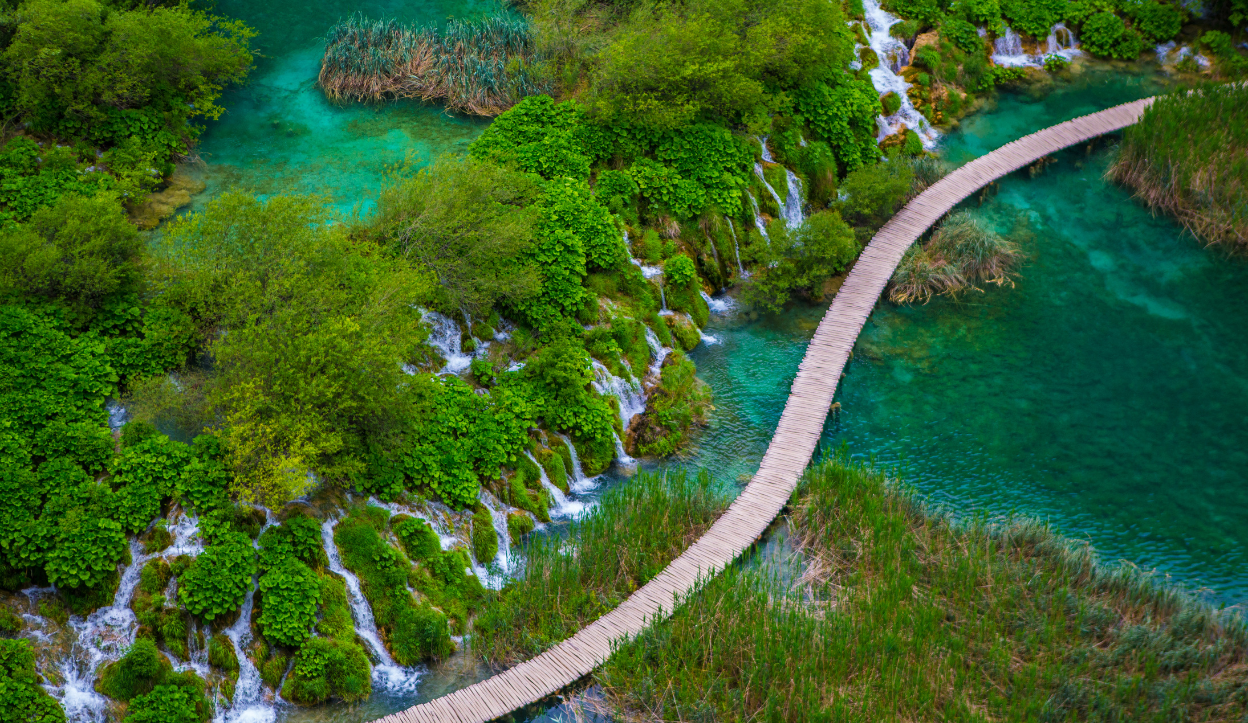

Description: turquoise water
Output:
[186,0,490,216]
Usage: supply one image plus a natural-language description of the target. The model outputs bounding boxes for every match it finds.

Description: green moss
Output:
[881,91,901,117]
[572,432,613,477]
[0,604,22,634]
[315,574,355,643]
[535,447,570,493]
[281,636,372,705]
[664,314,702,352]
[255,651,284,691]
[472,506,499,564]
[629,351,712,458]
[142,524,173,555]
[507,474,550,523]
[208,634,238,675]
[507,512,535,541]
[98,638,169,702]
[409,548,484,634]
[138,559,172,596]
[393,516,442,563]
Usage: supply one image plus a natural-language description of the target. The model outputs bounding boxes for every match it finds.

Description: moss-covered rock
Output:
[471,506,499,564]
[281,636,372,705]
[627,351,712,458]
[507,512,535,542]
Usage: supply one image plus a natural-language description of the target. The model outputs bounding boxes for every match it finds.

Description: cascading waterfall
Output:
[993,23,1081,67]
[36,512,210,723]
[700,290,733,315]
[590,359,646,427]
[420,310,474,375]
[524,450,585,519]
[782,169,806,228]
[643,326,671,381]
[611,430,637,467]
[658,281,670,314]
[319,519,420,691]
[475,492,514,586]
[860,0,939,149]
[214,513,280,723]
[557,432,600,494]
[726,218,747,277]
[749,193,770,243]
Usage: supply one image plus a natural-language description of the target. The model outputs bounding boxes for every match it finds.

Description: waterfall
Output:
[783,169,805,228]
[319,519,419,691]
[860,0,939,149]
[557,432,600,494]
[705,232,721,272]
[726,218,747,277]
[420,310,474,375]
[524,451,585,519]
[700,290,733,315]
[475,492,514,586]
[994,23,1081,67]
[214,583,274,723]
[658,282,670,314]
[105,400,127,431]
[643,326,671,382]
[749,193,770,244]
[753,162,786,218]
[590,359,646,427]
[611,430,637,468]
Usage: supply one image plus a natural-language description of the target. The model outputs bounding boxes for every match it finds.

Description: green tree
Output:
[743,211,860,311]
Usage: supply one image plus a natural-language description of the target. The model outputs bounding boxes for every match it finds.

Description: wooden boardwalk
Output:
[377,97,1155,723]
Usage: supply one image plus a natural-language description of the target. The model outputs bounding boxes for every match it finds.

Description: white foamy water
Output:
[700,290,734,315]
[611,429,637,469]
[420,310,475,375]
[557,432,601,494]
[643,325,671,382]
[525,450,586,519]
[992,23,1080,67]
[319,518,421,693]
[861,0,939,149]
[590,359,646,428]
[726,218,748,278]
[749,193,771,244]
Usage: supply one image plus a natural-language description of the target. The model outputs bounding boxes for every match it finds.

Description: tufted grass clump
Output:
[593,455,1248,721]
[318,14,548,115]
[1110,82,1247,249]
[473,469,728,666]
[889,210,1022,304]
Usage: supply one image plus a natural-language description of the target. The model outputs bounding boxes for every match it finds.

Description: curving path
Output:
[378,96,1155,723]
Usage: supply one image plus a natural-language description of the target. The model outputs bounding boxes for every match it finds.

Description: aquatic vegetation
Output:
[1110,83,1247,248]
[473,469,727,665]
[889,210,1022,304]
[593,456,1248,720]
[318,14,547,115]
[178,531,256,622]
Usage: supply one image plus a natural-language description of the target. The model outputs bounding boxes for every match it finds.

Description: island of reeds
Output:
[318,15,548,115]
[1109,83,1247,249]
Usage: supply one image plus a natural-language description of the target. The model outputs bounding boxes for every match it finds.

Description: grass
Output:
[318,14,549,115]
[472,469,728,666]
[1109,82,1248,249]
[590,455,1248,721]
[889,210,1022,304]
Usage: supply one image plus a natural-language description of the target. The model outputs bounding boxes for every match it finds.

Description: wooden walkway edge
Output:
[377,96,1156,723]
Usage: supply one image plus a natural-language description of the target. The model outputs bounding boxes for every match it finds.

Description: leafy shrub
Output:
[41,481,128,591]
[110,434,192,533]
[522,337,616,457]
[1081,12,1145,59]
[942,18,983,53]
[468,95,593,180]
[885,0,945,25]
[663,254,697,288]
[280,636,372,705]
[257,515,323,572]
[0,140,114,226]
[123,683,209,723]
[258,560,320,648]
[393,517,442,562]
[743,211,861,312]
[179,531,256,621]
[594,169,639,213]
[1128,1,1183,42]
[961,0,1003,24]
[1201,30,1248,75]
[795,75,881,173]
[626,158,707,220]
[0,193,144,322]
[0,638,65,723]
[1001,0,1067,37]
[838,161,914,228]
[655,125,752,213]
[628,352,712,457]
[1044,54,1071,72]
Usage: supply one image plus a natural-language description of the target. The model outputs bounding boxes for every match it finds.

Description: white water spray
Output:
[726,218,747,278]
[524,451,585,519]
[860,0,939,149]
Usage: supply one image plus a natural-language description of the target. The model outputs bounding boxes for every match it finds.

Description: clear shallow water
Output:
[185,0,491,216]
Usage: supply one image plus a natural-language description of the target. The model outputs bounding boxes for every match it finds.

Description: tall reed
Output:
[318,14,549,116]
[1109,82,1247,249]
[889,210,1020,304]
[472,469,728,666]
[593,455,1248,721]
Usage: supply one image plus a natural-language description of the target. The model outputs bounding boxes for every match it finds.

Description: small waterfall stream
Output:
[749,193,771,244]
[319,519,420,691]
[992,23,1081,67]
[524,451,585,519]
[215,513,277,723]
[475,492,514,587]
[726,218,747,277]
[420,310,475,375]
[860,0,939,148]
[590,360,646,427]
[557,432,601,494]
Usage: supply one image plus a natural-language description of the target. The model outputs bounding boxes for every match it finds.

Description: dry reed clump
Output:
[888,210,1022,304]
[1108,82,1247,249]
[318,14,550,116]
[593,455,1248,721]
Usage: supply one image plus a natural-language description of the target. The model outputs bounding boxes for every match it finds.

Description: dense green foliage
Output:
[281,635,372,705]
[593,456,1248,721]
[178,531,255,621]
[257,518,322,648]
[0,639,64,723]
[743,211,860,311]
[1111,83,1247,248]
[627,352,712,457]
[474,469,727,664]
